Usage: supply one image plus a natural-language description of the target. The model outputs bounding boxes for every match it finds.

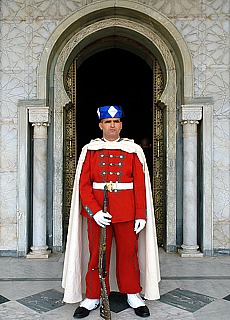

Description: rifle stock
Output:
[98,186,111,320]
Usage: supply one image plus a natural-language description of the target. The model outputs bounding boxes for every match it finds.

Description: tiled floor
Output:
[0,248,229,319]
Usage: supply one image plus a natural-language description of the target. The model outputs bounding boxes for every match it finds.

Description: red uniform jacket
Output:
[79,148,147,223]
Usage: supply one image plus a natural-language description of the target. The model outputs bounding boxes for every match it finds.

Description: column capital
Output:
[179,105,202,124]
[28,106,52,126]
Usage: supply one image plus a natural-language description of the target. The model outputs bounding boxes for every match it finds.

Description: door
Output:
[63,49,165,245]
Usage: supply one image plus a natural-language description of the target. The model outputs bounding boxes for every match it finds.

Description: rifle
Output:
[98,185,111,320]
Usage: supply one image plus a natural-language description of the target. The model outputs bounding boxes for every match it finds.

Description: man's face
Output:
[99,118,122,141]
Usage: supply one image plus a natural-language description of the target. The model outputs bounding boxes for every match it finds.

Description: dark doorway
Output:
[63,48,166,246]
[76,48,153,155]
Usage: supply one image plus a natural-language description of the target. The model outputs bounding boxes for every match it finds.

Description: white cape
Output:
[62,138,161,303]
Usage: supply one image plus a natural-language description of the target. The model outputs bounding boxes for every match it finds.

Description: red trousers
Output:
[86,219,142,298]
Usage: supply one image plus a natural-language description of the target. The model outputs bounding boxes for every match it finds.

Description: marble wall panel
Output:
[2,0,228,22]
[174,14,229,105]
[152,0,228,17]
[0,121,18,172]
[202,0,229,16]
[1,22,27,71]
[30,19,60,61]
[0,170,18,250]
[131,0,228,18]
[135,0,204,18]
[0,221,17,251]
[1,0,82,20]
[0,172,17,220]
[213,167,230,219]
[205,69,229,116]
[204,20,229,66]
[1,73,27,118]
[212,118,230,248]
[213,222,230,249]
[1,21,59,101]
[213,118,230,167]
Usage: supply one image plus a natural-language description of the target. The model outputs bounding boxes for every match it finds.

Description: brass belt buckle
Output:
[106,181,114,192]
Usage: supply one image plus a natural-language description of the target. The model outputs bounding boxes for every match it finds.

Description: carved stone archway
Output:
[52,17,177,252]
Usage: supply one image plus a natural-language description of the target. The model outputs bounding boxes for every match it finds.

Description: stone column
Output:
[179,105,203,257]
[27,106,52,258]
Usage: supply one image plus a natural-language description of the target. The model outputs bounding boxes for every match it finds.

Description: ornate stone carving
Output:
[180,105,203,124]
[28,107,52,125]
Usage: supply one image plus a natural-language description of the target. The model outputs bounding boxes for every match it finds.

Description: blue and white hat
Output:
[97,105,124,120]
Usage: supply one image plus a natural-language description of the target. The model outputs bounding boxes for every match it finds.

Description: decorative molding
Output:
[28,107,52,125]
[180,105,203,123]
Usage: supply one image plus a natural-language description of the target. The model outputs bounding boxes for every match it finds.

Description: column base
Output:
[178,245,203,258]
[26,245,51,259]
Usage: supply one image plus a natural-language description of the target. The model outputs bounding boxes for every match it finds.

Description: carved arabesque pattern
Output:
[153,59,165,244]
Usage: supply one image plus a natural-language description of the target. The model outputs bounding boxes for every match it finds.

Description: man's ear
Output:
[99,122,103,130]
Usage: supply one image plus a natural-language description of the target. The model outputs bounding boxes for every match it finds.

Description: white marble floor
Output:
[0,248,229,319]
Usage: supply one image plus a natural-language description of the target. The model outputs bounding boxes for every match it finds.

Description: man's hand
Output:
[134,219,146,234]
[93,210,112,227]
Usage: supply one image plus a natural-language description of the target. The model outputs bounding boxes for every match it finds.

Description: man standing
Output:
[62,105,160,318]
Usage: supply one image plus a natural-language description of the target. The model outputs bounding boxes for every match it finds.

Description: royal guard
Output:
[62,105,161,318]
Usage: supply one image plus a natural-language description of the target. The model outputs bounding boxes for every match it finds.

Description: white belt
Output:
[93,181,133,192]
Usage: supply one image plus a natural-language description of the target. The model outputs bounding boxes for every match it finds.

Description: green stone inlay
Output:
[160,288,216,313]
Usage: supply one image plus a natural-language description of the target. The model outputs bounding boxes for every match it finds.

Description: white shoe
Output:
[80,298,100,310]
[127,293,145,308]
